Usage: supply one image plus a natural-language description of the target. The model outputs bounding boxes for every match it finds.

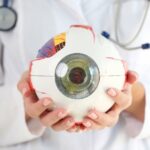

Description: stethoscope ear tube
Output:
[101,0,150,51]
[3,0,9,7]
[101,31,150,50]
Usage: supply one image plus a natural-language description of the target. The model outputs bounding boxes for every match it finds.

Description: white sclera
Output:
[56,63,68,78]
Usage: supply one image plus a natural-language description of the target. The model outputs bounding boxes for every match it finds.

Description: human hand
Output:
[81,70,138,131]
[17,71,75,131]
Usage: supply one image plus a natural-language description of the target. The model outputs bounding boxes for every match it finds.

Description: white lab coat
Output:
[0,0,150,149]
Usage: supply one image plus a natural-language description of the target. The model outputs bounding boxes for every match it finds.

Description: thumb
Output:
[17,71,31,96]
[126,70,138,84]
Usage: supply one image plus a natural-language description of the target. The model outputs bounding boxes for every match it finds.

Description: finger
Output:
[66,124,87,132]
[17,71,31,96]
[82,118,104,130]
[23,89,38,104]
[17,80,30,96]
[107,103,121,115]
[52,117,75,131]
[24,97,53,118]
[107,88,132,109]
[40,108,68,127]
[67,125,80,132]
[126,70,138,84]
[87,109,119,127]
[122,83,132,95]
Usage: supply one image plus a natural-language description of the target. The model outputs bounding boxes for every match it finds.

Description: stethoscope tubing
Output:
[3,0,9,7]
[102,0,150,50]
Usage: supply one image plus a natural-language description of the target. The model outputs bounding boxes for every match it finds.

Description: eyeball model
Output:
[30,25,127,122]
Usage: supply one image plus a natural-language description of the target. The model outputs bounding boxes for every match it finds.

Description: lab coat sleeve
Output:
[0,85,46,146]
[122,76,150,139]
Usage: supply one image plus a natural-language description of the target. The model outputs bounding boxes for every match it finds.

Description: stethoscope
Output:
[0,0,149,49]
[0,0,149,87]
[0,0,17,31]
[101,0,150,50]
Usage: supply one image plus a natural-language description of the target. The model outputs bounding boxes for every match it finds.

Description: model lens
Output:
[55,53,100,99]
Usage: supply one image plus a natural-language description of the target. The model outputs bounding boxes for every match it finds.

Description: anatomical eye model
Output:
[30,25,126,122]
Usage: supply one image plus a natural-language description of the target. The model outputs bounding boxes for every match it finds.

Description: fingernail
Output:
[43,99,51,106]
[83,121,91,127]
[88,112,98,119]
[107,88,117,97]
[58,111,67,118]
[67,120,74,127]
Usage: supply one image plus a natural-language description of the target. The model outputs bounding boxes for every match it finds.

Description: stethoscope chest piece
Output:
[0,6,17,31]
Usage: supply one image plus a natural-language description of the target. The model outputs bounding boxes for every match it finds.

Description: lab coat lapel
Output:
[59,0,88,24]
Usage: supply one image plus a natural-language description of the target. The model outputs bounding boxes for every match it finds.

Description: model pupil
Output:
[69,67,86,84]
